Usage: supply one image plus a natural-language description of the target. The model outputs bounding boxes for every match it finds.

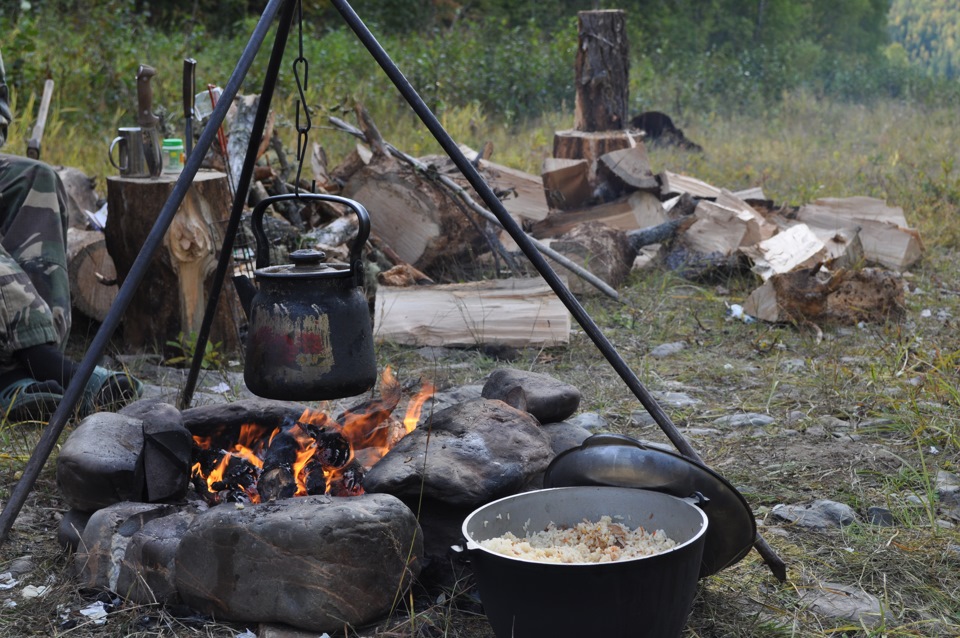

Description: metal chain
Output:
[293,0,311,195]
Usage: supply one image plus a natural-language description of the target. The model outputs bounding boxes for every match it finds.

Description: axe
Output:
[26,78,54,160]
[136,64,163,177]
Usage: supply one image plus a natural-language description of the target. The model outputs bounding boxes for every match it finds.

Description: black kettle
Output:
[234,193,377,401]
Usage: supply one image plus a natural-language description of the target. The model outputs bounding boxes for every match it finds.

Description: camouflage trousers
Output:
[0,154,71,376]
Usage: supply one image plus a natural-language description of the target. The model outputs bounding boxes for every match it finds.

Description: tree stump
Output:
[104,171,241,353]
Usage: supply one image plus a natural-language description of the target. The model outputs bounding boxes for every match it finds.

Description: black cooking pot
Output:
[461,486,708,638]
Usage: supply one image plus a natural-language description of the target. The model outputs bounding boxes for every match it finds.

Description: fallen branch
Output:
[328,116,620,301]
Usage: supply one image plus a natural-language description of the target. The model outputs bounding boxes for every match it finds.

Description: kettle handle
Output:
[250,193,371,270]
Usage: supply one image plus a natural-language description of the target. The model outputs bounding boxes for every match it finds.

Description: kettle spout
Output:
[232,274,256,320]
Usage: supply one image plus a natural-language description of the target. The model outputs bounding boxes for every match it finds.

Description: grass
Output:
[1,91,959,636]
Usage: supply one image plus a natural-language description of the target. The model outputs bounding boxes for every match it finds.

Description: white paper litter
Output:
[79,601,109,625]
[21,584,49,598]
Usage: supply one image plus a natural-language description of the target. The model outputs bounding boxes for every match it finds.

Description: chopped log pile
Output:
[57,8,918,350]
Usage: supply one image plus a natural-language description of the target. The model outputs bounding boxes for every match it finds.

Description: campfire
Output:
[190,368,435,505]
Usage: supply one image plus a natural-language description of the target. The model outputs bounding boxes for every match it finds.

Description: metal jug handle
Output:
[108,136,128,172]
[250,193,371,271]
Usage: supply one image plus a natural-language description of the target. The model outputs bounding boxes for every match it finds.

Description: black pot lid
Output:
[543,433,756,578]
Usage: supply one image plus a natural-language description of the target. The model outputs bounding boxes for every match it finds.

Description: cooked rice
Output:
[479,515,677,563]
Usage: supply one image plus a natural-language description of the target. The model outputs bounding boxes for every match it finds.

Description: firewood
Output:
[541,157,592,210]
[742,266,905,324]
[329,116,619,299]
[553,129,642,181]
[626,216,697,254]
[596,145,659,193]
[330,143,372,185]
[795,196,922,271]
[740,223,829,281]
[547,223,633,296]
[532,191,665,239]
[341,152,485,272]
[658,170,722,200]
[374,277,570,347]
[66,228,118,322]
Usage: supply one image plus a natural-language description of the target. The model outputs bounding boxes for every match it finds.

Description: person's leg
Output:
[0,155,138,412]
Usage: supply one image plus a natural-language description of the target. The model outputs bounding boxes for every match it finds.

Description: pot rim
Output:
[462,486,709,567]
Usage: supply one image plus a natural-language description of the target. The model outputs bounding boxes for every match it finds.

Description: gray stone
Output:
[364,398,553,507]
[74,502,181,592]
[420,384,484,423]
[57,412,146,511]
[541,422,592,456]
[778,358,806,373]
[770,499,858,529]
[57,509,92,551]
[649,341,686,358]
[117,504,206,605]
[121,400,192,502]
[566,411,608,431]
[798,582,894,629]
[713,413,775,428]
[866,506,896,527]
[817,415,851,429]
[481,368,580,424]
[174,494,422,633]
[181,398,309,437]
[630,410,657,427]
[650,391,701,408]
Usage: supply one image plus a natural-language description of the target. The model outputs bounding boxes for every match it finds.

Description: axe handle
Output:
[26,79,54,159]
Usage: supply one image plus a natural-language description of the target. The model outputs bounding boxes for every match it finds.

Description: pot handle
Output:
[250,193,371,270]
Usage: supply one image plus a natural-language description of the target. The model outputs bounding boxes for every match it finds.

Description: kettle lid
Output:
[254,248,351,280]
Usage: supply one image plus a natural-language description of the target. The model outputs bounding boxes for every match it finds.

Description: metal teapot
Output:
[234,193,377,401]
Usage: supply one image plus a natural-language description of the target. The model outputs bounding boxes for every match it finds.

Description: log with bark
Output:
[572,10,629,132]
[742,266,905,325]
[66,228,118,322]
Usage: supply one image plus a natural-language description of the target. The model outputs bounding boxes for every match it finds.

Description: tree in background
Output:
[889,0,960,79]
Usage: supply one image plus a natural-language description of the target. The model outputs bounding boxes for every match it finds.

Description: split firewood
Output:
[328,116,620,300]
[658,170,722,200]
[542,157,592,211]
[374,277,571,347]
[377,264,435,287]
[626,216,697,255]
[742,266,905,325]
[553,129,642,182]
[795,196,922,271]
[596,145,659,193]
[533,190,666,239]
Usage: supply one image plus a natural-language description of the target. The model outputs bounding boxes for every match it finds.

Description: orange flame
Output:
[191,367,434,503]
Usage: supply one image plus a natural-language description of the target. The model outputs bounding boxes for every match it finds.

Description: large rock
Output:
[121,400,192,502]
[117,504,206,605]
[174,493,422,632]
[481,368,581,424]
[74,502,181,592]
[363,398,554,507]
[57,412,146,511]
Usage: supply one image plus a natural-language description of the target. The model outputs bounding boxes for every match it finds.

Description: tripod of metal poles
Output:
[0,0,786,581]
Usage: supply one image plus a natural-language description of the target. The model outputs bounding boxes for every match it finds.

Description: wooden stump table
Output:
[105,170,242,354]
